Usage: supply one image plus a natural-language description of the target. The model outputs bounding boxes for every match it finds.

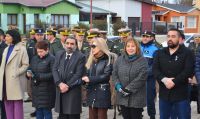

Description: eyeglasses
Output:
[90,44,96,48]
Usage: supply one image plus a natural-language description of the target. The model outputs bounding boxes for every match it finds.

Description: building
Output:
[77,0,155,35]
[152,3,200,33]
[0,0,80,33]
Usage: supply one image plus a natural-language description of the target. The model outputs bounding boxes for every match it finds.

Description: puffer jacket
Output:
[87,55,112,108]
[29,53,55,109]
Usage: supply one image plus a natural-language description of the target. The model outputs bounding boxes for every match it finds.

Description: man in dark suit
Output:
[53,36,86,119]
[0,29,7,119]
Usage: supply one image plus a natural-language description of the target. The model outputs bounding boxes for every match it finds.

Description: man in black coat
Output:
[53,36,86,119]
[0,29,7,119]
[153,28,194,119]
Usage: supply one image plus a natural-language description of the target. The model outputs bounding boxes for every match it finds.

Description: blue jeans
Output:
[36,108,52,119]
[146,77,156,118]
[170,85,191,119]
[159,99,190,119]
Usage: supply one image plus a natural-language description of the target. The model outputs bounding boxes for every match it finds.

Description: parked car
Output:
[107,36,120,41]
[161,33,195,47]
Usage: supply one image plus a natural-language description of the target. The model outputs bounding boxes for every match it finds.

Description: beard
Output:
[167,40,179,49]
[65,46,76,54]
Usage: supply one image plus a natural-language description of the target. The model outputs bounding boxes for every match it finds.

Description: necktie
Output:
[65,55,70,70]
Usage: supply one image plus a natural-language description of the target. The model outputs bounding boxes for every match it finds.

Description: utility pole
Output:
[90,0,93,29]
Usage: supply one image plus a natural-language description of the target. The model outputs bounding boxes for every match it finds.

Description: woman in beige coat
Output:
[0,29,29,119]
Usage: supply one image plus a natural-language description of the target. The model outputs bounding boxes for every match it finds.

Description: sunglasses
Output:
[90,44,96,48]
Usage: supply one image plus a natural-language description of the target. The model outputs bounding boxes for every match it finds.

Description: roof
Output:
[76,2,116,15]
[0,0,81,8]
[135,0,156,5]
[152,10,169,15]
[156,3,195,13]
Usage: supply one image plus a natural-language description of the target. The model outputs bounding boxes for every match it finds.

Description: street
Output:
[24,100,200,119]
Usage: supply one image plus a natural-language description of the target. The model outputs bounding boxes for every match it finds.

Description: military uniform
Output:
[58,28,70,48]
[112,28,132,56]
[99,30,115,52]
[46,29,64,56]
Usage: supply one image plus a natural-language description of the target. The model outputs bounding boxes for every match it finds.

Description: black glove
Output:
[32,73,40,86]
[119,87,132,97]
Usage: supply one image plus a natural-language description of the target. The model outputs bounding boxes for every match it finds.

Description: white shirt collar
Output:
[66,53,72,59]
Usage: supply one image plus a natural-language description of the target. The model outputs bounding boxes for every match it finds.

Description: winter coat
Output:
[112,53,148,108]
[53,50,86,114]
[153,45,194,101]
[0,42,29,100]
[29,53,55,109]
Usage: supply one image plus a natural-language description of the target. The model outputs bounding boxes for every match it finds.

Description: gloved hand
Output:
[32,73,40,86]
[120,87,132,97]
[115,83,131,97]
[115,83,122,91]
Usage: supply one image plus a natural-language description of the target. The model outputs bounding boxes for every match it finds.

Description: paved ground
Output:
[24,100,200,119]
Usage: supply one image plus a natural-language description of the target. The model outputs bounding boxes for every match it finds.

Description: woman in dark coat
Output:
[27,40,55,119]
[112,37,148,119]
[82,37,117,119]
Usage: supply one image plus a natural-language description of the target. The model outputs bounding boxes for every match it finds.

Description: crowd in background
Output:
[0,26,199,119]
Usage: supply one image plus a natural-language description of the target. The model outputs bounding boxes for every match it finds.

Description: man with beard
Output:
[140,30,159,119]
[53,36,86,119]
[153,28,194,119]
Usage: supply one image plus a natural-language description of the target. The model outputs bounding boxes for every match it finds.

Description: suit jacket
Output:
[0,42,29,100]
[53,50,86,114]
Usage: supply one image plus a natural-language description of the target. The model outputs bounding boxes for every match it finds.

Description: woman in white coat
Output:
[0,29,29,119]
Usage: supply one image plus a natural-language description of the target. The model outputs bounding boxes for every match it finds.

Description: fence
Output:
[130,22,182,36]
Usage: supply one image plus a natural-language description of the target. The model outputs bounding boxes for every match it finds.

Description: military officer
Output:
[99,30,115,52]
[46,28,63,55]
[113,28,132,56]
[58,28,70,48]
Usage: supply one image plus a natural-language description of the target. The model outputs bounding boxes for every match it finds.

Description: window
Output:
[51,14,69,27]
[187,16,196,28]
[171,16,180,22]
[7,14,17,25]
[34,14,39,23]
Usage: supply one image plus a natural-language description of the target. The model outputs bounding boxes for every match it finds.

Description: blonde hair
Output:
[85,38,117,69]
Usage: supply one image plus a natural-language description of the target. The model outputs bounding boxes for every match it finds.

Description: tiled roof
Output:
[156,3,195,13]
[0,0,80,8]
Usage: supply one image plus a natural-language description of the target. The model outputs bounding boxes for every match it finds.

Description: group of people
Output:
[0,25,198,119]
